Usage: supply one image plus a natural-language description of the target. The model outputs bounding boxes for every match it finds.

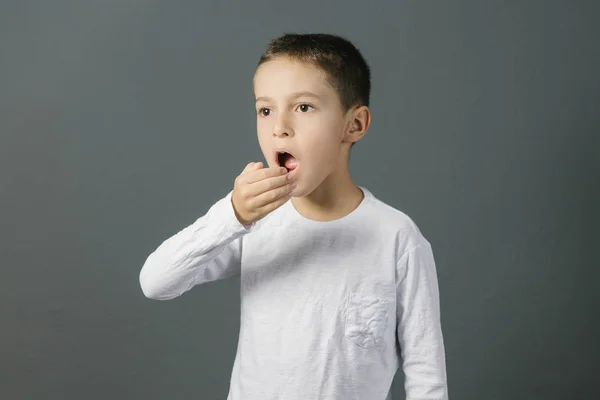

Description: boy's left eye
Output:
[297,104,314,112]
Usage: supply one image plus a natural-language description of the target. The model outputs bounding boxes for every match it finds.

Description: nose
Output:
[273,113,293,137]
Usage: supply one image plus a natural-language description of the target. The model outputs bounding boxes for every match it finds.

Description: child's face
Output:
[254,58,353,197]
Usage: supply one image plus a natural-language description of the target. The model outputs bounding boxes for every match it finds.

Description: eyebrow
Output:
[255,91,321,103]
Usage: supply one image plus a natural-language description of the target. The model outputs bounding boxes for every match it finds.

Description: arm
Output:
[396,240,449,400]
[139,190,254,300]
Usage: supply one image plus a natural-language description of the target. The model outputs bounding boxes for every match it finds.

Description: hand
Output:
[231,162,295,226]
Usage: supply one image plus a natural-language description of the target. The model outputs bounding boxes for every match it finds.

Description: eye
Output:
[297,103,314,113]
[258,107,271,117]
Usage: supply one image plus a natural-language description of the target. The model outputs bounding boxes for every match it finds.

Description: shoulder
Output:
[362,187,431,256]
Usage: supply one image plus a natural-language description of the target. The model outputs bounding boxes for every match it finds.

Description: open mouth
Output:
[276,151,299,172]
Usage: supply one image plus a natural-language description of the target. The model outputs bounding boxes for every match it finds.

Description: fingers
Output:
[232,161,293,225]
[254,172,291,195]
[264,191,293,212]
[253,181,294,209]
[242,161,262,174]
[244,164,288,185]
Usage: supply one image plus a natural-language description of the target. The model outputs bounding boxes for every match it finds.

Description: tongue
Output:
[284,155,298,170]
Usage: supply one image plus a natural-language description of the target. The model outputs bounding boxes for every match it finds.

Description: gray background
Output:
[1,1,598,399]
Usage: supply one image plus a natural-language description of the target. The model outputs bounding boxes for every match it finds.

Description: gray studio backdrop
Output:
[1,1,598,399]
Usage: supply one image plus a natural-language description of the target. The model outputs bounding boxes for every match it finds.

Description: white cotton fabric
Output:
[140,187,449,400]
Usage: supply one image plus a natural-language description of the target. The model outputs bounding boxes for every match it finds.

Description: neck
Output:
[291,161,364,222]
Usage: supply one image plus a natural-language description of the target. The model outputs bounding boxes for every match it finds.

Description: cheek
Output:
[256,118,268,133]
[305,130,342,169]
[309,117,343,147]
[256,120,272,143]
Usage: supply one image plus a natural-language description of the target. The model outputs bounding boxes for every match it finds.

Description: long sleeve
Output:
[396,240,449,400]
[139,190,254,300]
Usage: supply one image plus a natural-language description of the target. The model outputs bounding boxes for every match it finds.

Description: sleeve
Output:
[396,240,449,400]
[139,190,254,300]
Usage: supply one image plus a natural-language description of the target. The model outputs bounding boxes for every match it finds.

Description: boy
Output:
[140,33,448,400]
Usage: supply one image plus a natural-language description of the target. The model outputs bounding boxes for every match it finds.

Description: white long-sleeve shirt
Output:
[139,186,448,400]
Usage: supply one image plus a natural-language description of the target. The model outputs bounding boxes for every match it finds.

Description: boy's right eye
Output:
[258,107,271,117]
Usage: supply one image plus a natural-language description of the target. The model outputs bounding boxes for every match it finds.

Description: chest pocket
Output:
[345,291,394,349]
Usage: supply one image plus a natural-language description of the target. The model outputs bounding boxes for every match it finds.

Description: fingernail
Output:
[281,167,288,173]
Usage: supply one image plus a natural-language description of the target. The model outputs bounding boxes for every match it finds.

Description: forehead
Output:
[253,58,335,98]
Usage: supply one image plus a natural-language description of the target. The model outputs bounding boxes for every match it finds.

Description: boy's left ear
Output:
[345,105,371,143]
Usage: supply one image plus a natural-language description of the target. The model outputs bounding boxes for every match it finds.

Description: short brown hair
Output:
[257,33,371,149]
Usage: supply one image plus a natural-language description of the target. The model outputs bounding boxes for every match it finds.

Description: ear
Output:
[344,105,371,144]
